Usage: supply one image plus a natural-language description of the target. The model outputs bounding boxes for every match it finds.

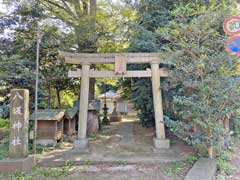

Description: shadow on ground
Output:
[37,116,195,167]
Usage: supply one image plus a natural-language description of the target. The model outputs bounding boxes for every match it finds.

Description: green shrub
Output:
[233,109,240,136]
[33,161,73,177]
[217,151,235,175]
[0,142,8,160]
[0,106,9,119]
[0,118,9,128]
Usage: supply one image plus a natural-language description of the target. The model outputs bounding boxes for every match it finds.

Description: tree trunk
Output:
[89,0,97,100]
[56,87,61,109]
[86,0,98,131]
[48,85,51,108]
[89,71,95,100]
[73,0,98,132]
[208,129,214,158]
[208,146,214,158]
[83,0,88,15]
[75,0,97,100]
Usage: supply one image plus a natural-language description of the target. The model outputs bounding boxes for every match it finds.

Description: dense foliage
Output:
[121,0,240,156]
[0,1,78,110]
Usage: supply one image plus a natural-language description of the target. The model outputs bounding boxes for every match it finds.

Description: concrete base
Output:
[153,138,170,149]
[0,156,34,174]
[73,139,88,151]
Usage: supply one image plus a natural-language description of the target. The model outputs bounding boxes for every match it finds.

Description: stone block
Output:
[184,157,216,180]
[9,89,29,159]
[36,139,57,146]
[0,156,34,174]
[110,116,122,122]
[73,139,88,150]
[69,148,90,154]
[153,138,170,149]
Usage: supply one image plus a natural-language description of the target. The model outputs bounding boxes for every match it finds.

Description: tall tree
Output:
[0,1,79,110]
[39,0,98,100]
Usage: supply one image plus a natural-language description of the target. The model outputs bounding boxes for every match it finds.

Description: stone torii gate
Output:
[60,51,171,151]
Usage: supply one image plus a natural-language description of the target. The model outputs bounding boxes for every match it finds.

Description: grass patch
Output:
[217,151,235,176]
[0,118,9,128]
[0,141,8,160]
[162,161,187,175]
[88,133,98,141]
[0,161,73,179]
[161,155,198,177]
[32,161,73,178]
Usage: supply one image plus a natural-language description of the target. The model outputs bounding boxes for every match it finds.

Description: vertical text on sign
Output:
[9,89,29,158]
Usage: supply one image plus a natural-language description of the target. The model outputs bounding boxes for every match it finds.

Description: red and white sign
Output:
[223,15,240,35]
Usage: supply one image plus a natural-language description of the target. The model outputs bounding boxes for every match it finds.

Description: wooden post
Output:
[9,89,29,158]
[151,62,170,149]
[74,63,90,150]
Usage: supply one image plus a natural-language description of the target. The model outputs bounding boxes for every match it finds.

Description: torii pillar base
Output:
[73,139,90,153]
[153,138,170,149]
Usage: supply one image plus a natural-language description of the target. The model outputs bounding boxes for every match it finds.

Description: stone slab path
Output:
[55,164,172,180]
[184,158,216,180]
[117,121,135,145]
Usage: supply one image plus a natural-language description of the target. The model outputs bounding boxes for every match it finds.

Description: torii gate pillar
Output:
[74,63,90,151]
[151,62,170,148]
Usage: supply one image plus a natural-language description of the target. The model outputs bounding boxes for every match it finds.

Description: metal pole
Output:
[34,21,40,155]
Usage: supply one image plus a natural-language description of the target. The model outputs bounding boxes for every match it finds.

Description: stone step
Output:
[37,151,185,167]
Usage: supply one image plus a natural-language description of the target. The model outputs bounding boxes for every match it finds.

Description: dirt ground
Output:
[0,161,193,180]
[37,118,195,167]
[30,118,195,180]
[45,163,190,180]
[0,117,196,180]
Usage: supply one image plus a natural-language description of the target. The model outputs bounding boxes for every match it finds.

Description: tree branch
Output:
[90,0,96,16]
[73,0,82,18]
[41,0,78,20]
[61,0,78,19]
[40,2,75,27]
[82,0,88,15]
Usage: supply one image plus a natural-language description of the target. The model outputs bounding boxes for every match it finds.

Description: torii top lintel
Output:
[59,51,175,64]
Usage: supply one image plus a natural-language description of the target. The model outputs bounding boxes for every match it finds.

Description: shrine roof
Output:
[65,108,78,119]
[99,90,121,99]
[29,109,65,121]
